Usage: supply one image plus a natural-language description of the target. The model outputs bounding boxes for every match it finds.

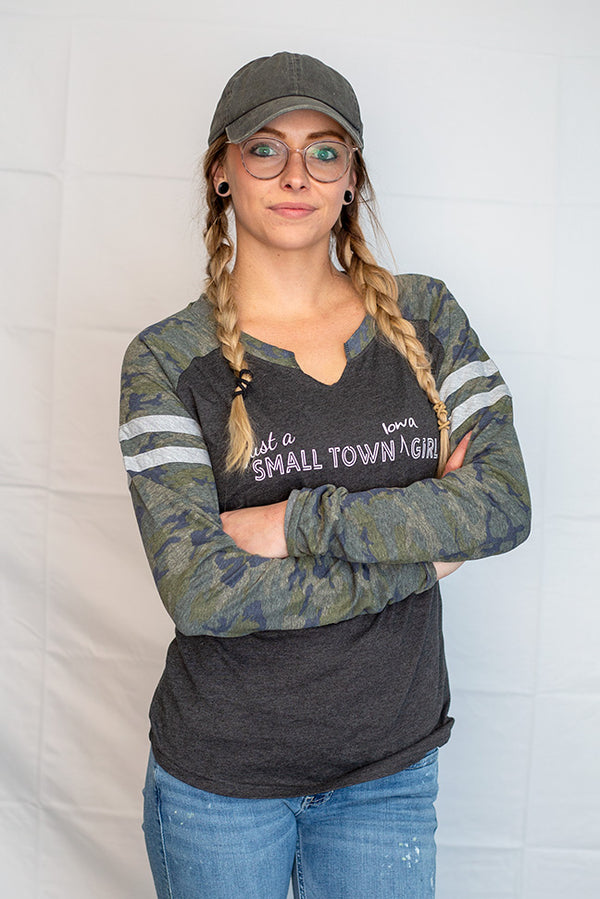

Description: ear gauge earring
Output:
[217,181,230,196]
[343,189,354,205]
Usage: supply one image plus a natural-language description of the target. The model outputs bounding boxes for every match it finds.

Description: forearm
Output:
[132,477,436,636]
[285,402,531,564]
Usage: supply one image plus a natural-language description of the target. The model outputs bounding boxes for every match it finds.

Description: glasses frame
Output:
[229,137,358,183]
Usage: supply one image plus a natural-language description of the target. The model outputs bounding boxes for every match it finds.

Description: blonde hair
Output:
[202,138,450,476]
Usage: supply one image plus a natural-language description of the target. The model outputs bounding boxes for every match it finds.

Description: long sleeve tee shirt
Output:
[119,274,531,798]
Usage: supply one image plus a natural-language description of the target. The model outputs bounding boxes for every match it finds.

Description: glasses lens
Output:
[239,138,353,182]
[305,141,351,182]
[241,138,287,179]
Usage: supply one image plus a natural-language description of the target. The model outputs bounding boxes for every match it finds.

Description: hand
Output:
[442,430,472,476]
[433,560,464,580]
[221,501,288,558]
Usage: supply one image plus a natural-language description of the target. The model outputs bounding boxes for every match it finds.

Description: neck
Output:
[231,237,348,324]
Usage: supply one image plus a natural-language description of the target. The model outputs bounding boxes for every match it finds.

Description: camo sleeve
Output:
[120,334,437,637]
[284,279,531,564]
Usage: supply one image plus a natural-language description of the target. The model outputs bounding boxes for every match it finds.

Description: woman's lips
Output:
[268,203,316,218]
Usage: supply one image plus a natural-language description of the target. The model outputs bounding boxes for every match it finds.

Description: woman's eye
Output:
[248,142,278,157]
[310,145,339,162]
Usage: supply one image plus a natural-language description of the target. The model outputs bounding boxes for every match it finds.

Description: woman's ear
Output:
[212,161,229,195]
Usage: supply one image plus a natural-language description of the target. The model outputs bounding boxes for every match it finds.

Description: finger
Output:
[442,430,473,476]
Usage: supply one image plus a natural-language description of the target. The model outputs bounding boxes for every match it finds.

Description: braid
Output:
[334,160,450,476]
[203,137,255,471]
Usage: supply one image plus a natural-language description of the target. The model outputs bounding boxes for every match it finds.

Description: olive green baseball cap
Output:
[208,51,364,149]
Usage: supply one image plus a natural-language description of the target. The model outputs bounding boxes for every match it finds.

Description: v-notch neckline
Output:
[240,316,377,386]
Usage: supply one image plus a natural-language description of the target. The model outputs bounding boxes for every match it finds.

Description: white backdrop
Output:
[1,1,599,896]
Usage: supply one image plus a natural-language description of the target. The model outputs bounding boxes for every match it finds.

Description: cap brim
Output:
[224,96,363,148]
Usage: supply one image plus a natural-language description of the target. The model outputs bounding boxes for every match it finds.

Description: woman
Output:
[119,51,530,899]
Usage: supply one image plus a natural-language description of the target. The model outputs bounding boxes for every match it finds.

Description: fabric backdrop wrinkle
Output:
[1,2,599,896]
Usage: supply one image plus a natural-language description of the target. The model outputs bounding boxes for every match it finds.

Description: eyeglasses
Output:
[233,137,357,183]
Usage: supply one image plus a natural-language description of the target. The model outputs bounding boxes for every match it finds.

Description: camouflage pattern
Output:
[286,276,532,563]
[119,275,530,637]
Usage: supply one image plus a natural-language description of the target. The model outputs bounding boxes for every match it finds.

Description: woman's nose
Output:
[280,148,310,189]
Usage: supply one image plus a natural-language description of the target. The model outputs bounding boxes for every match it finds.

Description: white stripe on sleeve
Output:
[439,359,500,403]
[123,447,212,473]
[119,415,202,442]
[450,385,512,435]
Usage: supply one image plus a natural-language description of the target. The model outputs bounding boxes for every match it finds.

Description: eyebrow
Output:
[255,126,349,143]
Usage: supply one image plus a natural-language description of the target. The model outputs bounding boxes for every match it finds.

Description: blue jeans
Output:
[143,748,439,898]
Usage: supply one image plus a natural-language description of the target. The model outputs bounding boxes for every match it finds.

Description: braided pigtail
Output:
[203,137,255,471]
[334,156,450,476]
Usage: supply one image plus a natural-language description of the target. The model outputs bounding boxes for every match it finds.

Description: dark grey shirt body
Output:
[149,318,453,797]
